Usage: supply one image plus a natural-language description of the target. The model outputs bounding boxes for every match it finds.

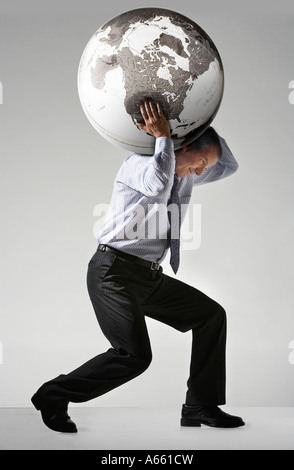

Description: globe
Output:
[77,8,224,154]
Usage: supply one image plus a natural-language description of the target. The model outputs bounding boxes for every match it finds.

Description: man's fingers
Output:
[156,102,162,117]
[140,103,148,122]
[137,99,170,138]
[143,101,153,119]
[135,121,145,130]
[147,101,158,119]
[141,100,158,120]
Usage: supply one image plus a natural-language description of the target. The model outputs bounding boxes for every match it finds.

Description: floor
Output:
[0,406,293,451]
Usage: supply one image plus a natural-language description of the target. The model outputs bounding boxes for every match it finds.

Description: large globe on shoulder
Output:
[77,8,224,154]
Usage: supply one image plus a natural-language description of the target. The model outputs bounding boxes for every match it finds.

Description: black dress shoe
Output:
[31,393,77,433]
[181,404,245,428]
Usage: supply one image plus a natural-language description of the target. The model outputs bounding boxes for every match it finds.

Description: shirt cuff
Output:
[153,137,175,178]
[155,137,174,155]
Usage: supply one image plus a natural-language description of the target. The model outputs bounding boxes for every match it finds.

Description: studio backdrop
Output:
[1,0,294,407]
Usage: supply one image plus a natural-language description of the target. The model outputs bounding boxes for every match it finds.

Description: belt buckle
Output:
[150,261,159,271]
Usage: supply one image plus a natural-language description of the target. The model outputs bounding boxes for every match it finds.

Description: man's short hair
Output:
[187,127,222,159]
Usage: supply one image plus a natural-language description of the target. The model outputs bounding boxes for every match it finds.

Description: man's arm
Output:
[117,101,175,197]
[193,135,239,186]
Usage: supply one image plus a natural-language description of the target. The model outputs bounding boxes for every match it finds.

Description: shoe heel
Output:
[31,394,40,410]
[181,418,201,427]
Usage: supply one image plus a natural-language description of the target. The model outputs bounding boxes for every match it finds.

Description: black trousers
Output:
[36,248,226,406]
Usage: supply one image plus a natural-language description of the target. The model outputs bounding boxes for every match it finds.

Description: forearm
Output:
[218,136,239,175]
[117,137,175,197]
[136,137,176,196]
[131,100,175,195]
[193,135,239,186]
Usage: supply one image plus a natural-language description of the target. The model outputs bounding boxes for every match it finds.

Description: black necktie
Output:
[168,174,181,274]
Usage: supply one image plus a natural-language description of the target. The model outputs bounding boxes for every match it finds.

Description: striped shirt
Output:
[97,136,238,264]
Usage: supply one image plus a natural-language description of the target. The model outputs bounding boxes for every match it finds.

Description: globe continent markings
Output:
[78,8,224,152]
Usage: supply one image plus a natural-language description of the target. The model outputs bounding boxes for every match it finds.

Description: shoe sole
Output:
[181,418,245,428]
[181,418,201,427]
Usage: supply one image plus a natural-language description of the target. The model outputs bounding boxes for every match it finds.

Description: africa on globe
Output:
[77,8,224,154]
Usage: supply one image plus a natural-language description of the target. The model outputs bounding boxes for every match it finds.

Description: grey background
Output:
[0,0,294,407]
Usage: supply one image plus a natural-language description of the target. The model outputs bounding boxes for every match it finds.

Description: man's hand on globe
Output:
[136,100,171,139]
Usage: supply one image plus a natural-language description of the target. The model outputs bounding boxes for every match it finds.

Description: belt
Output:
[98,244,161,271]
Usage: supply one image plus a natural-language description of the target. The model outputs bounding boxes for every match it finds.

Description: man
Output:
[31,101,245,432]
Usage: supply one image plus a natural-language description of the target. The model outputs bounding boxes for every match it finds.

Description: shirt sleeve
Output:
[117,137,176,196]
[193,135,239,186]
